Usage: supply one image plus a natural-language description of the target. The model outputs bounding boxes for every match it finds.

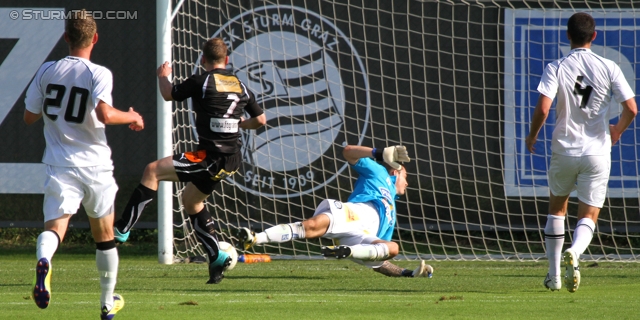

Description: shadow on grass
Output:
[171,287,445,294]
[0,243,159,256]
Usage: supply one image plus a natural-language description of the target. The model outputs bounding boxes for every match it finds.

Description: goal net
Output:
[168,0,640,262]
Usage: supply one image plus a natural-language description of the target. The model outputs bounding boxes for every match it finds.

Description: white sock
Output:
[96,248,118,311]
[544,215,565,277]
[350,243,390,261]
[36,231,60,261]
[256,222,305,244]
[570,218,596,255]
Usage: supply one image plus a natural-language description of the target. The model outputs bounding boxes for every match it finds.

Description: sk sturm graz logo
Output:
[212,5,370,198]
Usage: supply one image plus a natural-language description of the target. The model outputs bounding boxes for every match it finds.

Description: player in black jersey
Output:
[114,38,266,284]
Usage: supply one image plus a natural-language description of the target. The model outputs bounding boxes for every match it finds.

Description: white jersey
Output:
[25,56,114,167]
[537,48,635,156]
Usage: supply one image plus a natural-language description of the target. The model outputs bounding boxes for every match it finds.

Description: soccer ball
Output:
[218,241,238,271]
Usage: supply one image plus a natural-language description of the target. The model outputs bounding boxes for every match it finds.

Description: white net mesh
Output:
[169,0,640,261]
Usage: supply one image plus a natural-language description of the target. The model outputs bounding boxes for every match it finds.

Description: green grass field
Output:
[2,247,639,320]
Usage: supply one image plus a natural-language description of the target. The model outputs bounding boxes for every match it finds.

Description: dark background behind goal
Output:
[1,1,638,256]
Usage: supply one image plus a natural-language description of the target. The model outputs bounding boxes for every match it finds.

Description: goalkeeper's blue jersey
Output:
[347,157,398,241]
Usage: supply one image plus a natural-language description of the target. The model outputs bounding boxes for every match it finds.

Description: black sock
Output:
[189,208,220,263]
[401,269,414,277]
[115,183,156,233]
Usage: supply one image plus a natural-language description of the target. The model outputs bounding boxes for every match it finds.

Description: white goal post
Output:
[157,0,174,264]
[158,0,640,264]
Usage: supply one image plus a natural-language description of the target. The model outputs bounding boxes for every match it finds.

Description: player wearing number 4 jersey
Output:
[24,10,142,319]
[526,12,637,293]
[113,38,266,284]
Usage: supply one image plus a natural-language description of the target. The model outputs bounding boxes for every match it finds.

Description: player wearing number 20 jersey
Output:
[25,57,115,167]
[537,48,635,156]
[24,10,144,317]
[171,68,262,154]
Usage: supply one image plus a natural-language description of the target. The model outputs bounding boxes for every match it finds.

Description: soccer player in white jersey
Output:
[238,145,433,278]
[526,12,637,293]
[24,10,144,319]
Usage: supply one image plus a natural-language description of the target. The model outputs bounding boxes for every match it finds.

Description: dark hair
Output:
[567,12,595,46]
[65,9,96,49]
[201,38,227,64]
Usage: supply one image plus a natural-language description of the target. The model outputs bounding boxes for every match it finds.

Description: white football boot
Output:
[563,249,581,293]
[543,273,561,291]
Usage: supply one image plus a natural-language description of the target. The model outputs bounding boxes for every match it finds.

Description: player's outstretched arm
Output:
[343,145,375,165]
[95,100,144,131]
[343,145,410,169]
[610,97,638,145]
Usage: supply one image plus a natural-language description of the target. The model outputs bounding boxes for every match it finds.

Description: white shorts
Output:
[313,199,384,268]
[548,153,610,208]
[43,165,118,222]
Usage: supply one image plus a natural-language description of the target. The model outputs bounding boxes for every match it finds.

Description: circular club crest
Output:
[211,5,369,198]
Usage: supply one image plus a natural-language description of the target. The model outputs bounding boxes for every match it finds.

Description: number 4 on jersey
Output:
[573,76,593,109]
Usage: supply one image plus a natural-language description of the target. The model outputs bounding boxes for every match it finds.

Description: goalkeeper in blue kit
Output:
[238,145,433,278]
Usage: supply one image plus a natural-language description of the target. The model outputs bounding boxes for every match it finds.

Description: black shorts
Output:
[173,150,241,194]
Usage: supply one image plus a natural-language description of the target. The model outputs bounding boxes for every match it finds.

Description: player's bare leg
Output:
[302,215,330,238]
[573,201,600,255]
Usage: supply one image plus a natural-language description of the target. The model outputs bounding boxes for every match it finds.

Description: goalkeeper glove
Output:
[374,146,410,170]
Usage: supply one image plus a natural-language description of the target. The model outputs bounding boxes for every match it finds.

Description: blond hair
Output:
[65,10,96,49]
